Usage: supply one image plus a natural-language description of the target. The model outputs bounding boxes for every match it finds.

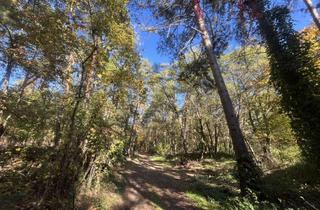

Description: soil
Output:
[112,155,201,210]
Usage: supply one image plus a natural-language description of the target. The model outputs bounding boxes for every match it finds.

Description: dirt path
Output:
[113,155,201,210]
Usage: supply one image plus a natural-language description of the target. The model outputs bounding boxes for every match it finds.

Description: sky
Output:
[132,1,314,65]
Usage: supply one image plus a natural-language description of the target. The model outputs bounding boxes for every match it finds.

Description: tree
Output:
[243,0,320,167]
[192,1,262,193]
[0,0,141,207]
[303,0,320,30]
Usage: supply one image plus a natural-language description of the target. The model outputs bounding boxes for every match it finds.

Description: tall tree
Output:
[243,0,320,167]
[192,0,261,193]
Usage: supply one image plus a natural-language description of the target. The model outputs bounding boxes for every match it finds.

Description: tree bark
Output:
[192,0,261,194]
[303,0,320,30]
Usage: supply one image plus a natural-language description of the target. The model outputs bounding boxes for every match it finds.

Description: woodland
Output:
[0,0,320,209]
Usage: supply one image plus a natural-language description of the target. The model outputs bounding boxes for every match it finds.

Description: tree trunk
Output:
[181,93,189,156]
[261,110,276,168]
[0,60,13,95]
[248,110,257,132]
[205,122,215,156]
[84,35,99,100]
[128,104,139,157]
[64,53,75,95]
[192,0,261,194]
[303,0,320,30]
[53,53,75,147]
[198,118,208,159]
[214,123,219,155]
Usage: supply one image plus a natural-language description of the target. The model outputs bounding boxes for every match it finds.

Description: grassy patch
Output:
[224,194,278,210]
[150,155,167,162]
[263,161,320,208]
[186,191,219,209]
[186,183,278,210]
[272,145,301,165]
[77,187,123,210]
[149,155,175,168]
[76,170,128,209]
[182,157,239,209]
[182,157,285,210]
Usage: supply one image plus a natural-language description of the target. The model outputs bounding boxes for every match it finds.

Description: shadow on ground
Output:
[262,163,320,209]
[111,155,239,210]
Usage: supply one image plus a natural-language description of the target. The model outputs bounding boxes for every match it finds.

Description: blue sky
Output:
[132,1,314,65]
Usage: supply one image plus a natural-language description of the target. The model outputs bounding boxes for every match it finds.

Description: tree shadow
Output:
[112,156,239,210]
[262,162,320,209]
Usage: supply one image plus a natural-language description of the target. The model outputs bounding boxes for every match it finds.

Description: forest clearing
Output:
[0,0,320,209]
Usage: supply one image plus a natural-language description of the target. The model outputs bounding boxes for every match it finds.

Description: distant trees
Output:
[135,0,262,194]
[139,44,298,185]
[220,46,296,168]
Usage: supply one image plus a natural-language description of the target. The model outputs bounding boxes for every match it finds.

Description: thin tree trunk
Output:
[181,94,189,156]
[128,104,139,157]
[261,110,276,168]
[53,53,75,147]
[84,35,99,101]
[248,110,257,132]
[64,53,75,95]
[53,109,63,147]
[193,0,261,193]
[205,122,215,156]
[303,0,320,30]
[197,118,208,159]
[0,60,13,95]
[214,124,219,155]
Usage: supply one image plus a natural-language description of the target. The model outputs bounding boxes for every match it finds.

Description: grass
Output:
[180,156,239,209]
[3,149,318,209]
[150,155,167,162]
[186,191,219,209]
[262,161,320,209]
[149,155,174,167]
[182,155,320,209]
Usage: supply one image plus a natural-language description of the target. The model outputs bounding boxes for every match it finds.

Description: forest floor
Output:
[96,154,320,210]
[1,148,320,209]
[112,154,201,210]
[104,154,240,210]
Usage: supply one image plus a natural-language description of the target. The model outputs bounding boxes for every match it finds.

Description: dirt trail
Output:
[113,155,201,210]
